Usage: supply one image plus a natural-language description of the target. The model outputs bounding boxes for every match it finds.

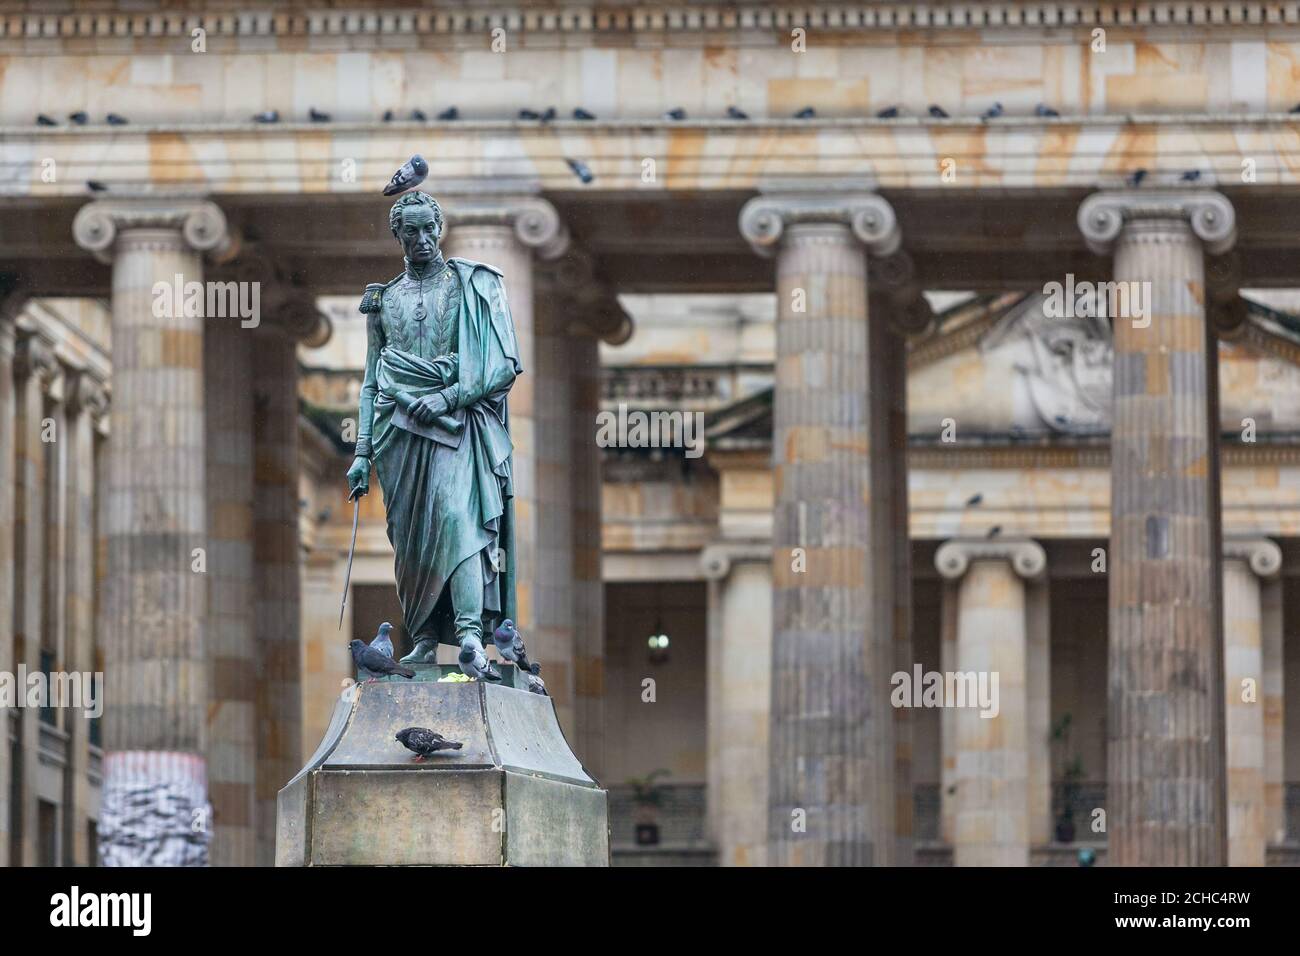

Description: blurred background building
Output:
[2,0,1300,866]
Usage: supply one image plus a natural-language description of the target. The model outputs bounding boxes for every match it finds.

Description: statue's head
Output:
[389,191,444,264]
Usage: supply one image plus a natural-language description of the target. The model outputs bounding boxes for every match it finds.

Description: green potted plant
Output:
[1051,714,1085,843]
[627,768,670,846]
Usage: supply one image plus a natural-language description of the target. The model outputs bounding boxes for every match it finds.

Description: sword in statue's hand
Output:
[339,486,362,631]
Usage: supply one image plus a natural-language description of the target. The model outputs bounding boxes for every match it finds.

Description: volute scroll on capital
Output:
[442,195,570,261]
[934,538,1048,582]
[1223,536,1283,579]
[738,193,901,258]
[1077,190,1236,256]
[72,198,234,265]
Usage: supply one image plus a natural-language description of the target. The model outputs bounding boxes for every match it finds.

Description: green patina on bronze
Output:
[346,192,521,663]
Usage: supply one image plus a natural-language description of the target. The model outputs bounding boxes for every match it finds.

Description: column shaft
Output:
[768,222,896,865]
[205,316,257,866]
[0,311,16,866]
[1108,218,1225,865]
[706,557,773,866]
[1261,578,1284,846]
[569,332,605,775]
[939,580,958,847]
[954,559,1029,866]
[253,330,302,867]
[13,332,52,866]
[1222,555,1265,865]
[98,227,210,866]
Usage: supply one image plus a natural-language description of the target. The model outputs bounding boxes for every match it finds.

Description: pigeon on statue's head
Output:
[382,154,429,197]
[350,639,415,683]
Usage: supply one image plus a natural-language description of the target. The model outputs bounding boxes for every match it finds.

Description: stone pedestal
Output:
[276,664,609,867]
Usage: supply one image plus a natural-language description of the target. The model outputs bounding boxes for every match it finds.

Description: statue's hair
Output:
[389,191,444,239]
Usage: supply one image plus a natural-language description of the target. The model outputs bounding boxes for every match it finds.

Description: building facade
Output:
[1,0,1299,865]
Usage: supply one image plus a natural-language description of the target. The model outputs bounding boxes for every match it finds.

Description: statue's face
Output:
[397,205,439,263]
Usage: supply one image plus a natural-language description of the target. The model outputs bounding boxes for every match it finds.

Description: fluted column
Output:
[0,290,25,866]
[73,197,231,866]
[441,193,571,711]
[1261,561,1285,848]
[935,539,1047,866]
[702,544,773,866]
[740,189,903,866]
[12,330,59,866]
[1079,191,1235,866]
[1221,537,1280,866]
[63,369,108,866]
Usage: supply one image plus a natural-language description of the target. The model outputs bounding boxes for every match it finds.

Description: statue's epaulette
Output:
[357,274,405,314]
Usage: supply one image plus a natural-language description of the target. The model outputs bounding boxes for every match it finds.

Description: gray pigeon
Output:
[523,662,548,697]
[457,635,501,682]
[369,621,395,659]
[350,639,415,682]
[491,619,532,672]
[106,113,128,125]
[565,157,594,184]
[382,154,429,196]
[981,102,1003,120]
[396,727,463,761]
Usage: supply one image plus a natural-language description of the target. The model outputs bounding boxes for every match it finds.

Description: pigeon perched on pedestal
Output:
[396,727,463,761]
[457,636,501,682]
[350,639,415,683]
[382,154,428,196]
[523,662,548,697]
[370,621,395,659]
[491,619,532,672]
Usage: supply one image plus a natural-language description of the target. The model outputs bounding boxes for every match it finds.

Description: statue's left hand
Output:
[409,393,448,425]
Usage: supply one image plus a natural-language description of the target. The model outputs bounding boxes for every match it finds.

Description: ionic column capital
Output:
[739,190,900,258]
[65,368,110,424]
[935,538,1047,582]
[13,329,61,389]
[700,541,771,581]
[73,197,233,265]
[1077,190,1236,256]
[1223,536,1282,579]
[441,193,569,260]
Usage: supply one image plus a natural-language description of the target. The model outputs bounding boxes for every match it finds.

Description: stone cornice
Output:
[72,197,232,265]
[739,190,900,258]
[1077,189,1236,255]
[4,4,1300,45]
[934,537,1047,581]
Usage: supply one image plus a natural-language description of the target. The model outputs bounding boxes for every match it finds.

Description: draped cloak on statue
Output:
[367,258,521,645]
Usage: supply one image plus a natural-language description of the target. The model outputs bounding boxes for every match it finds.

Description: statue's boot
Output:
[458,635,501,682]
[400,637,439,665]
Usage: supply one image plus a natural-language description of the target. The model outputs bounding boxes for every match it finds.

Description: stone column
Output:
[63,369,109,866]
[1261,565,1285,848]
[250,294,326,867]
[739,189,904,866]
[702,543,773,867]
[73,197,231,866]
[440,193,571,710]
[1221,537,1281,866]
[203,312,257,867]
[1079,191,1235,866]
[569,331,606,776]
[939,580,958,847]
[0,289,26,867]
[935,538,1048,867]
[12,330,59,866]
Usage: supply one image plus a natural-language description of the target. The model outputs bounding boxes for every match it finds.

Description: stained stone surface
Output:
[276,663,609,866]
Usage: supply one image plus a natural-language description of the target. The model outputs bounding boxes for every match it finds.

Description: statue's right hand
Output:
[346,456,370,498]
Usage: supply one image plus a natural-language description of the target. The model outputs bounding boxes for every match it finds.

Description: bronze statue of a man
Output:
[346,191,520,677]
